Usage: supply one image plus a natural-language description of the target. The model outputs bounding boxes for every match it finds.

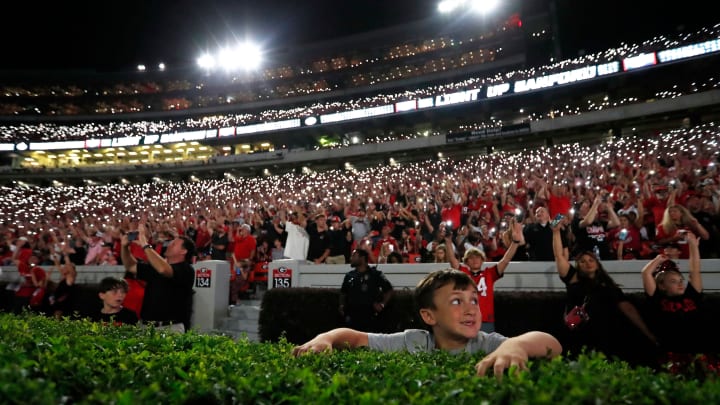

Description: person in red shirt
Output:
[440,190,464,232]
[447,219,524,333]
[231,223,257,269]
[610,214,643,260]
[123,271,146,319]
[194,221,212,259]
[643,185,674,230]
[13,248,47,313]
[655,204,710,259]
[372,224,399,262]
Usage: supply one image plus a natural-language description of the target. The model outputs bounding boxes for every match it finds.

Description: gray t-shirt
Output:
[368,329,507,354]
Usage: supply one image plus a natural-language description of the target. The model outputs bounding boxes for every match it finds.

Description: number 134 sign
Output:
[195,268,212,288]
[272,266,292,288]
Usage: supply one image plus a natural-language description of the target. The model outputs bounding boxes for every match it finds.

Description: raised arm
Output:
[605,202,620,229]
[640,255,665,296]
[291,328,369,356]
[579,196,601,228]
[551,221,570,277]
[497,219,524,275]
[446,234,460,269]
[120,233,138,274]
[687,232,703,293]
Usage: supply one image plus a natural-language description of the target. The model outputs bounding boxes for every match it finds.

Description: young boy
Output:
[94,277,139,326]
[292,269,562,379]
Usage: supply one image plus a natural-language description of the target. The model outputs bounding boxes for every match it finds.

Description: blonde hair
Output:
[660,204,694,235]
[463,247,486,262]
[433,243,448,263]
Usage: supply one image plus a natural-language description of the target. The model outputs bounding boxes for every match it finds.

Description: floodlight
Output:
[471,0,498,14]
[197,53,216,70]
[438,0,462,13]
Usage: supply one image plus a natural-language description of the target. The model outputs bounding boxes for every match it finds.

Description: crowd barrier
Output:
[264,259,720,293]
[4,259,719,332]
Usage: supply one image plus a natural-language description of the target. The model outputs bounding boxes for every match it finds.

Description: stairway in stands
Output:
[215,285,266,342]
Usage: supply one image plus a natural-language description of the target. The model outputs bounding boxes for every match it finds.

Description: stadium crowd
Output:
[2,122,718,284]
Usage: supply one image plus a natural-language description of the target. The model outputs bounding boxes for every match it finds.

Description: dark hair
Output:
[387,251,403,264]
[179,235,196,262]
[353,249,369,261]
[574,251,620,288]
[414,269,476,311]
[99,277,129,293]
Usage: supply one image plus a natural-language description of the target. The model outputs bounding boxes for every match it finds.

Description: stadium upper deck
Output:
[0,15,718,186]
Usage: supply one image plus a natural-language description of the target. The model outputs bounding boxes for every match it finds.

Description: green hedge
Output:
[258,288,720,368]
[2,313,720,404]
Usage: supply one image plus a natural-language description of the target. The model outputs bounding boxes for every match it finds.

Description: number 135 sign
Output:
[272,266,292,288]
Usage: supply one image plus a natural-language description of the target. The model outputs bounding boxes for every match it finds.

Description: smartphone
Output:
[127,231,138,241]
[515,208,524,222]
[550,214,565,227]
[618,228,629,242]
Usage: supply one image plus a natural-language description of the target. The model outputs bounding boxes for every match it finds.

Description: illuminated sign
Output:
[143,134,160,144]
[0,144,14,151]
[487,83,511,98]
[303,116,318,126]
[320,105,394,124]
[622,52,657,71]
[394,100,417,112]
[434,89,482,107]
[657,38,720,63]
[218,127,235,137]
[597,61,620,76]
[84,139,113,149]
[514,66,597,93]
[29,141,85,151]
[160,130,208,144]
[112,136,142,147]
[418,97,434,109]
[235,119,300,135]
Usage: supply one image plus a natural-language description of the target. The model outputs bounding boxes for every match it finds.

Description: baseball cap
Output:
[330,215,341,223]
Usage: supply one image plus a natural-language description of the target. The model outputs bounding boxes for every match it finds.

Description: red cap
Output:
[330,216,341,223]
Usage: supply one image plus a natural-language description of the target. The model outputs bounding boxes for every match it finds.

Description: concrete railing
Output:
[4,259,720,293]
[265,259,720,293]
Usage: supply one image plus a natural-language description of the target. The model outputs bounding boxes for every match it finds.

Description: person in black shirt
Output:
[326,216,352,264]
[210,223,229,261]
[571,194,620,260]
[339,249,394,332]
[524,206,568,261]
[93,277,138,326]
[307,213,331,264]
[121,225,196,333]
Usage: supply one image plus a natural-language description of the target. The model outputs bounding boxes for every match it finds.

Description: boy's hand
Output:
[292,335,333,357]
[474,345,529,381]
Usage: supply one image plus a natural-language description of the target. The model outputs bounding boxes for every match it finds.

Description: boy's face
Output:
[420,283,481,350]
[464,254,484,271]
[99,288,127,311]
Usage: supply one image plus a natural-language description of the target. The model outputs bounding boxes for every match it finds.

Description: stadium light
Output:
[471,0,498,14]
[438,0,462,13]
[438,0,498,15]
[197,41,263,72]
[237,42,262,71]
[197,53,216,70]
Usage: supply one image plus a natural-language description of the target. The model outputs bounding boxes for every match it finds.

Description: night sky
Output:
[1,0,715,71]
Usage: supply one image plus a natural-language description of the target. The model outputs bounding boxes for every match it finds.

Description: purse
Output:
[564,297,589,330]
